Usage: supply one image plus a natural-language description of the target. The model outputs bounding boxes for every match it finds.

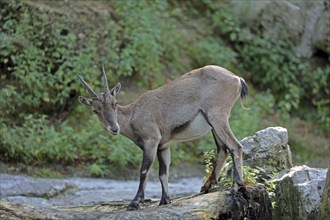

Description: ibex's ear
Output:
[78,96,92,107]
[110,83,121,97]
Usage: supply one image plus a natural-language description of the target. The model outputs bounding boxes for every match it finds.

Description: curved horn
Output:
[77,74,98,98]
[102,64,110,96]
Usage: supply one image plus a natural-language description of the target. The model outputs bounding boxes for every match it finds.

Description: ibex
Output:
[77,65,248,210]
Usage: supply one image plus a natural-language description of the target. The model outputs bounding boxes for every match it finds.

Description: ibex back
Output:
[78,65,248,210]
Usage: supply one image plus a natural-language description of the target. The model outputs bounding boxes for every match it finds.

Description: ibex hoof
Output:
[127,201,140,211]
[230,183,246,195]
[159,197,171,205]
[200,186,210,194]
[238,185,250,200]
[200,181,212,193]
[230,185,238,194]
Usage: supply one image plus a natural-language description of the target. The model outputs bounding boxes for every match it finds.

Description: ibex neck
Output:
[117,104,133,139]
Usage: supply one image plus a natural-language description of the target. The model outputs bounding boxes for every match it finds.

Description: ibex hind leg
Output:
[200,130,229,193]
[205,117,245,193]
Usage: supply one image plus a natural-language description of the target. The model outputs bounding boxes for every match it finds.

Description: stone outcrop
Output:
[238,127,329,220]
[0,184,272,220]
[273,165,328,220]
[260,0,329,58]
[319,161,330,220]
[231,0,330,58]
[241,127,292,175]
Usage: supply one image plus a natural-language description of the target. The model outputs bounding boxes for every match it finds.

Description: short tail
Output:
[239,77,249,110]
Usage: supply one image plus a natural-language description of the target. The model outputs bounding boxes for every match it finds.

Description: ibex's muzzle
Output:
[107,124,120,135]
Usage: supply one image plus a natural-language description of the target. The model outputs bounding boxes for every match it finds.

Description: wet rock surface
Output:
[0,173,203,207]
[0,184,272,220]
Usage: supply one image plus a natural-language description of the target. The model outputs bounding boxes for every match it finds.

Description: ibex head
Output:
[77,65,121,135]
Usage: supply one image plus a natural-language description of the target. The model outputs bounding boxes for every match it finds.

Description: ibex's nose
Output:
[107,125,120,135]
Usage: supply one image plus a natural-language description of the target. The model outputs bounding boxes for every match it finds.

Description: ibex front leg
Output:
[127,140,158,211]
[157,146,171,205]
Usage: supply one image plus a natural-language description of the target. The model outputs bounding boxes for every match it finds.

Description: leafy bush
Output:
[0,115,141,167]
[239,38,303,110]
[187,37,237,70]
[238,37,329,131]
[105,0,185,88]
[0,0,188,124]
[0,0,102,124]
[1,115,77,163]
[210,5,330,132]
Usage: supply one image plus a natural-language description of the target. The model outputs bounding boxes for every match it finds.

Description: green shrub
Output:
[0,114,141,167]
[239,37,304,111]
[0,0,102,124]
[238,38,329,131]
[35,168,64,178]
[210,5,330,132]
[187,37,237,70]
[212,7,303,112]
[89,163,107,178]
[1,115,76,163]
[0,0,188,125]
[107,0,185,88]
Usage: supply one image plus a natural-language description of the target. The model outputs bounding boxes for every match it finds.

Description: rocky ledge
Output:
[0,184,271,220]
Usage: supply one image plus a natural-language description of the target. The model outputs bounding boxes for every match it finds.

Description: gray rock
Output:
[258,0,329,58]
[0,173,202,207]
[0,173,76,198]
[0,184,272,220]
[241,127,292,175]
[229,0,330,58]
[313,7,330,55]
[274,165,328,220]
[319,161,330,220]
